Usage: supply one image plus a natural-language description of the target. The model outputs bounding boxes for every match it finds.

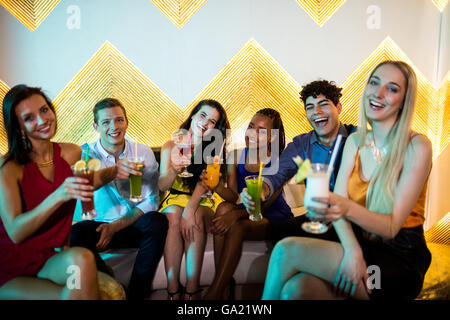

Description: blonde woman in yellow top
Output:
[158,99,234,300]
[262,61,432,300]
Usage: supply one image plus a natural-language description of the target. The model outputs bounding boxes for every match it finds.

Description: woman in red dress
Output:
[0,85,133,299]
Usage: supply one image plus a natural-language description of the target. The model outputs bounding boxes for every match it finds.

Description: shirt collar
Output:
[311,122,349,147]
[95,139,128,160]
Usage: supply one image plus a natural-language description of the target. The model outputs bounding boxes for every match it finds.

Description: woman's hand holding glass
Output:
[170,148,192,173]
[306,192,351,222]
[56,176,93,202]
[239,188,266,214]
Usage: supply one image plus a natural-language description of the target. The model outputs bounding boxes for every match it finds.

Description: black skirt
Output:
[353,225,432,300]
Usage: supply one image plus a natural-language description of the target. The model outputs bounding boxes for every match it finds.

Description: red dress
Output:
[0,143,76,286]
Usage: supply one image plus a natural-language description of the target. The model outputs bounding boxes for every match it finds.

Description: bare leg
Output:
[204,214,271,300]
[162,205,184,299]
[0,247,98,300]
[280,273,344,300]
[262,237,369,300]
[212,202,236,268]
[184,206,214,299]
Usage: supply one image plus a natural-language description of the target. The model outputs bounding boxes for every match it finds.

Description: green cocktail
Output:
[245,175,264,222]
[129,157,145,202]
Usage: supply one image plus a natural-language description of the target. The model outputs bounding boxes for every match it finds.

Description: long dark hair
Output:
[180,99,230,192]
[255,108,286,156]
[1,84,56,167]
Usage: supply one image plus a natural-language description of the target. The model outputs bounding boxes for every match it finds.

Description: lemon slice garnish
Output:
[74,160,87,172]
[295,158,311,183]
[87,158,101,171]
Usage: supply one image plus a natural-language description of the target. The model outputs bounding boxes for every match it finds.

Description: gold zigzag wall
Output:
[151,0,208,28]
[51,42,183,148]
[184,39,305,143]
[1,0,447,32]
[296,0,347,27]
[0,37,449,160]
[432,0,449,11]
[0,0,60,31]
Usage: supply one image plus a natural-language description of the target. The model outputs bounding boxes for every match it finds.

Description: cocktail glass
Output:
[172,129,193,178]
[129,156,145,202]
[72,165,97,220]
[245,175,264,222]
[302,163,330,234]
[202,156,220,200]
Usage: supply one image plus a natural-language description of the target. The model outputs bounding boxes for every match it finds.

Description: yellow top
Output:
[348,149,427,229]
[159,175,223,213]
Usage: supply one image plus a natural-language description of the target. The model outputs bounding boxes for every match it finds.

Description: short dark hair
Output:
[2,84,57,166]
[300,80,343,107]
[93,98,127,124]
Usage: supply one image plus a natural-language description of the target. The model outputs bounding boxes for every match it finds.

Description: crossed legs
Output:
[262,237,369,300]
[0,247,98,300]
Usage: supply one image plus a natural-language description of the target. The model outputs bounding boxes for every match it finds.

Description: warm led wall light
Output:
[0,0,60,31]
[151,0,208,28]
[0,38,448,158]
[431,0,449,12]
[296,0,347,27]
[51,42,183,148]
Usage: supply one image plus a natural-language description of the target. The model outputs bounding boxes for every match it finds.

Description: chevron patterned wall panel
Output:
[52,42,183,148]
[0,80,9,155]
[151,0,207,28]
[0,0,60,31]
[296,0,347,27]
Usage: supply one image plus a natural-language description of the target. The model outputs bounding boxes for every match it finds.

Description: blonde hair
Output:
[357,61,417,214]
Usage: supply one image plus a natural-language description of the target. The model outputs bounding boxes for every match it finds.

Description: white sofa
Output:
[100,180,307,299]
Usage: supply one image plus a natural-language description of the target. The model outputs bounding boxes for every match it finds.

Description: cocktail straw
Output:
[327,134,342,177]
[258,161,263,184]
[84,144,89,163]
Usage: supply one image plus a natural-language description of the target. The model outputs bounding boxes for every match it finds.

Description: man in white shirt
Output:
[70,98,167,300]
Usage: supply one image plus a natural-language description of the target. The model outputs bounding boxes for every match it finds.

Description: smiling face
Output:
[190,105,220,138]
[245,114,273,150]
[305,93,341,145]
[15,94,56,143]
[364,64,407,125]
[94,106,128,153]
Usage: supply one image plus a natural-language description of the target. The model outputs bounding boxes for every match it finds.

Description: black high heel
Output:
[167,284,183,300]
[184,288,203,300]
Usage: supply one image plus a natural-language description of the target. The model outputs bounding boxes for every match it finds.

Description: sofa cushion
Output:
[416,243,450,300]
[100,233,272,290]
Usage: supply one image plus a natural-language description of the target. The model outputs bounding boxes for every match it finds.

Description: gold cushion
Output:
[97,271,126,300]
[416,243,450,300]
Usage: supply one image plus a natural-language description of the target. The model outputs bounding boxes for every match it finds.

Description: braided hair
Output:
[255,108,286,156]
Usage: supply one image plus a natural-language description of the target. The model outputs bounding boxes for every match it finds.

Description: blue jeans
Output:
[70,211,168,299]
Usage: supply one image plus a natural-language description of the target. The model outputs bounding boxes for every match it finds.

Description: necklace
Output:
[37,143,54,168]
[365,133,387,163]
